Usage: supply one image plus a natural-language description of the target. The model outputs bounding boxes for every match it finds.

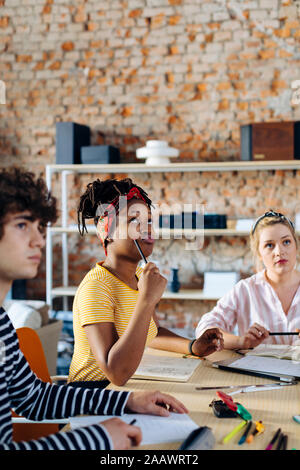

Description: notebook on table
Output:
[212,354,300,382]
[70,412,199,446]
[132,354,200,382]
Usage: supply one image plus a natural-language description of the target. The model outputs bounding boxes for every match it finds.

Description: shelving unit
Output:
[50,286,221,302]
[46,160,300,311]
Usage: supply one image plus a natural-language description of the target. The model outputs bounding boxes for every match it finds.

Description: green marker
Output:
[237,403,252,421]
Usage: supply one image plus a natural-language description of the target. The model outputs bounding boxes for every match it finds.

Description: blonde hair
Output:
[249,215,298,272]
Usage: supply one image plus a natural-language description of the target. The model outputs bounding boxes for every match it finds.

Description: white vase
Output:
[136,140,179,165]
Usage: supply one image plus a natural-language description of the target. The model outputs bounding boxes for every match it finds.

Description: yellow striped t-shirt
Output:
[68,262,158,382]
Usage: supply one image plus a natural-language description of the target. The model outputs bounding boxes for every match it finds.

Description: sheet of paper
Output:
[132,354,199,382]
[70,412,198,446]
[229,355,300,377]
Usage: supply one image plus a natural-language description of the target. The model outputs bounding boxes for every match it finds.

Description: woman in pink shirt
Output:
[196,211,300,349]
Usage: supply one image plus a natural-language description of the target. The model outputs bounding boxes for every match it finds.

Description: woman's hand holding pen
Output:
[101,418,142,450]
[238,322,269,349]
[192,328,224,357]
[138,262,167,307]
[101,391,188,449]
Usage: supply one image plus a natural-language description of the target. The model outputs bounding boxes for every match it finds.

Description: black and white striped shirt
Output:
[0,307,130,450]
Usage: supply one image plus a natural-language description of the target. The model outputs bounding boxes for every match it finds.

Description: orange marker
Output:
[246,421,265,443]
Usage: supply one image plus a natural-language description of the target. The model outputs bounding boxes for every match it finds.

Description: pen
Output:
[229,382,296,396]
[196,384,254,391]
[129,419,137,425]
[281,434,288,450]
[265,428,281,450]
[183,354,201,359]
[269,332,299,336]
[196,381,296,392]
[223,420,247,444]
[238,420,252,445]
[276,432,285,450]
[134,239,148,264]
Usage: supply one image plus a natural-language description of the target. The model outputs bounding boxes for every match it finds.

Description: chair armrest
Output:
[12,417,69,424]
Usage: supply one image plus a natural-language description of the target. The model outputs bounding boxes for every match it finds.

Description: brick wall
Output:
[1,0,300,329]
[1,0,300,166]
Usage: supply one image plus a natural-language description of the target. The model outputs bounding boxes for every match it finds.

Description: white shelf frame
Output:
[50,286,220,301]
[50,226,251,236]
[46,160,300,310]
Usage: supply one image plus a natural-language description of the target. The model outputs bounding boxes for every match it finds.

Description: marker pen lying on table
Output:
[238,420,252,445]
[134,239,148,264]
[246,421,265,443]
[195,382,296,391]
[276,433,288,450]
[223,420,248,444]
[265,428,281,450]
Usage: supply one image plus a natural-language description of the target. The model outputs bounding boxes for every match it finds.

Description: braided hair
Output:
[77,177,152,237]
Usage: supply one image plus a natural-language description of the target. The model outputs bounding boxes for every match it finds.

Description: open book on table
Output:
[239,344,300,361]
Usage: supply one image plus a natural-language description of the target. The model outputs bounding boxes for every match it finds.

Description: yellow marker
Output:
[246,420,265,443]
[223,420,248,444]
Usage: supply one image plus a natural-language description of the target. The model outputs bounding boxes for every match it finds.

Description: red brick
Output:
[0,16,9,28]
[48,61,61,70]
[16,55,32,63]
[129,9,142,18]
[61,41,75,51]
[169,15,182,25]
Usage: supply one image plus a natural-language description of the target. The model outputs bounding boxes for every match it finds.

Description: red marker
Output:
[216,391,237,412]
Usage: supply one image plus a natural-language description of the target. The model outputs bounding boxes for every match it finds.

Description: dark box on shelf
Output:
[240,121,300,161]
[159,213,227,229]
[56,122,91,164]
[204,214,227,229]
[81,145,121,164]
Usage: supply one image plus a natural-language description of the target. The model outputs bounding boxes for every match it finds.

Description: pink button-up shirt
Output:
[195,270,300,345]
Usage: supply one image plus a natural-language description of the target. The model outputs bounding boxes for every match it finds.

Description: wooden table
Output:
[109,348,300,450]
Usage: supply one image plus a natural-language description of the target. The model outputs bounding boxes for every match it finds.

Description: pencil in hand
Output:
[134,239,148,264]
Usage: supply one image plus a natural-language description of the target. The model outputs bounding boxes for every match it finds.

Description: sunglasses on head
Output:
[251,210,295,235]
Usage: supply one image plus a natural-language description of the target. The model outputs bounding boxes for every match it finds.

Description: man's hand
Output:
[125,390,189,417]
[101,417,142,450]
[192,328,224,357]
[238,323,269,349]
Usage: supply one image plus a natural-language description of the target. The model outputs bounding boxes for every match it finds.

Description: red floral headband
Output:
[96,187,147,255]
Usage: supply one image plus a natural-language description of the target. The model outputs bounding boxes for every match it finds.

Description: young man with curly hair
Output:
[0,167,188,451]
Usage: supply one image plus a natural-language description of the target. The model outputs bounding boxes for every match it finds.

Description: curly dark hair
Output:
[0,167,57,239]
[77,177,152,237]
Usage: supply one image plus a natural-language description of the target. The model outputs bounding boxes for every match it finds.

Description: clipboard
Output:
[212,355,300,382]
